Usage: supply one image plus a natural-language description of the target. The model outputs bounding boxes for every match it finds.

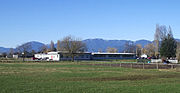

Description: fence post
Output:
[131,63,133,68]
[156,63,159,69]
[171,64,174,69]
[143,63,145,69]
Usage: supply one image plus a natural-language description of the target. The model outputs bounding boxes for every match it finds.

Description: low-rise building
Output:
[92,52,136,60]
[34,52,136,61]
[59,52,91,61]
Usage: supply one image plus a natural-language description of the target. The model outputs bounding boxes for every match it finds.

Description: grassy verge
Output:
[0,62,180,93]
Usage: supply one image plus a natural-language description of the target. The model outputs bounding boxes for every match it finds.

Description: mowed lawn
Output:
[0,62,180,93]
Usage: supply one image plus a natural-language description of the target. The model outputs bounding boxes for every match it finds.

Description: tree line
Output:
[103,24,179,60]
[1,24,180,61]
[5,36,86,61]
[123,24,179,60]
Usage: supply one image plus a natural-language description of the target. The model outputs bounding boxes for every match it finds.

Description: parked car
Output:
[32,57,39,60]
[147,57,152,59]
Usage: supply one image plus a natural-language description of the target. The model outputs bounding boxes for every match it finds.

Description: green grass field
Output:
[0,62,180,93]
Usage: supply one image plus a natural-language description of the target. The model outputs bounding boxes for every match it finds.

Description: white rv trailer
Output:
[34,52,60,61]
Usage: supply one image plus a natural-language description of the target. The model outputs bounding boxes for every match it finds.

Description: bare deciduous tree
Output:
[98,49,103,53]
[16,43,32,61]
[168,26,173,37]
[144,43,156,57]
[106,47,118,53]
[124,41,136,53]
[31,50,36,56]
[16,43,32,54]
[60,36,87,61]
[176,42,180,62]
[154,24,161,57]
[57,40,61,51]
[141,48,147,55]
[8,48,14,57]
[136,44,142,57]
[2,52,7,58]
[39,45,48,53]
[154,24,168,58]
[50,41,56,51]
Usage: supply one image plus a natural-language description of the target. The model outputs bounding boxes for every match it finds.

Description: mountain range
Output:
[83,39,152,52]
[0,38,179,53]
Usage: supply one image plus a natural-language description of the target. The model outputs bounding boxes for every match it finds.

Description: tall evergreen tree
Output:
[160,28,177,59]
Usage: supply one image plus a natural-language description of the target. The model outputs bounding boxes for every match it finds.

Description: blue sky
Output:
[0,0,180,48]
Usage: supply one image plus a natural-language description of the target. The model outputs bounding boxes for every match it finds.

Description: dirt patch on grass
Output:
[0,71,20,74]
[60,74,180,82]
